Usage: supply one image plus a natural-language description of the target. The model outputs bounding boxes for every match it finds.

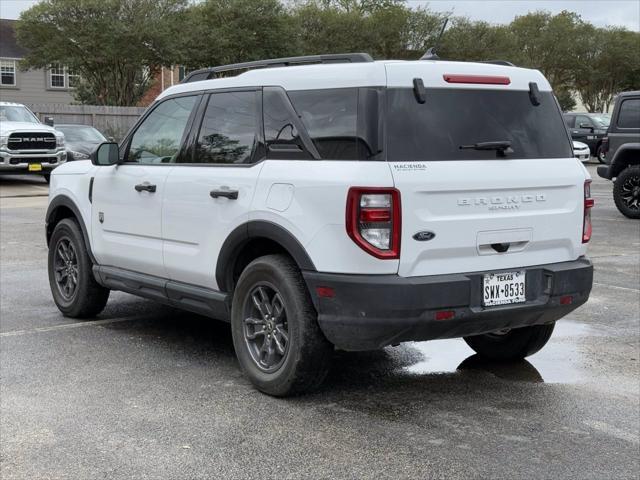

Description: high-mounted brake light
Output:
[346,187,401,259]
[443,74,511,85]
[583,180,594,243]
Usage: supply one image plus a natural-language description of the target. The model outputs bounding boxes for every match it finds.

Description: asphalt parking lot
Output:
[1,164,639,480]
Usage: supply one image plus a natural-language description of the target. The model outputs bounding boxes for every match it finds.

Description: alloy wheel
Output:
[53,237,79,300]
[242,284,289,372]
[620,173,640,211]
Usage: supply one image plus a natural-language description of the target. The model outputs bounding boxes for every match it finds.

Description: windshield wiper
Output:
[459,141,513,157]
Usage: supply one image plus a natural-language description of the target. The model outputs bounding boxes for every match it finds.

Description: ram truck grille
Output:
[7,132,56,151]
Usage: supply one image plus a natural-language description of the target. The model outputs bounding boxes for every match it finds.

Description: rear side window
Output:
[387,88,573,161]
[287,88,382,160]
[617,98,640,129]
[194,91,258,164]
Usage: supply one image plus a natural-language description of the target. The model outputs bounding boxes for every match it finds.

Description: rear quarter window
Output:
[387,88,573,161]
[617,98,640,129]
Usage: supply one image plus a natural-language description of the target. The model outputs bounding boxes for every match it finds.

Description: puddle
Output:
[400,320,591,384]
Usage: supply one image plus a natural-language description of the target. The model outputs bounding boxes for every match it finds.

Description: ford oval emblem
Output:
[413,231,435,241]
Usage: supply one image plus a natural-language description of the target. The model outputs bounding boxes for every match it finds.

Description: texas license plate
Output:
[483,271,526,306]
[28,163,42,172]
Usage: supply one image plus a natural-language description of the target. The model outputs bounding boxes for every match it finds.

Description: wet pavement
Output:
[1,165,639,479]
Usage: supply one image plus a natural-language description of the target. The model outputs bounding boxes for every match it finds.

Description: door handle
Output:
[210,188,239,200]
[135,182,156,193]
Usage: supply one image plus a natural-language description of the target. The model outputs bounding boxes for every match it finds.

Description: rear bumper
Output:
[303,257,593,351]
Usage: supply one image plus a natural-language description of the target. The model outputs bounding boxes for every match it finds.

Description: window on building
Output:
[0,60,16,86]
[67,68,80,88]
[49,64,66,88]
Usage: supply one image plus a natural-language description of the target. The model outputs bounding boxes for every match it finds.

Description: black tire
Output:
[43,174,50,183]
[613,165,640,219]
[230,254,333,396]
[48,218,110,318]
[596,144,606,164]
[463,323,555,361]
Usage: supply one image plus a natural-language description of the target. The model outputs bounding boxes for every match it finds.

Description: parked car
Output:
[45,53,594,396]
[55,124,108,161]
[597,91,640,219]
[573,141,590,162]
[0,101,66,182]
[563,112,610,163]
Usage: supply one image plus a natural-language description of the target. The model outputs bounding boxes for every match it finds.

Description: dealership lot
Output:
[0,165,638,479]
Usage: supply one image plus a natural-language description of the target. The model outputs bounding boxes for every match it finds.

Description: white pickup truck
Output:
[0,101,66,182]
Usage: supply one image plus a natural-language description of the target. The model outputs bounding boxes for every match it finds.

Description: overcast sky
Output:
[1,0,638,31]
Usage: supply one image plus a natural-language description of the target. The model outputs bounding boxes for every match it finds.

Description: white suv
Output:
[46,54,594,396]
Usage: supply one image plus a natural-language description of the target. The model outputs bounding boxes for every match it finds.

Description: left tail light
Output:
[346,187,401,259]
[583,180,594,243]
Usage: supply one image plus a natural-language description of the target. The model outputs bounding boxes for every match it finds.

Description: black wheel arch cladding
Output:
[216,220,316,293]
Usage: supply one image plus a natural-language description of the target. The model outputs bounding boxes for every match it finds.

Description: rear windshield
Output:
[387,88,573,161]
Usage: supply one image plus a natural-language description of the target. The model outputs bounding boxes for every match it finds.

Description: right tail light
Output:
[583,180,594,243]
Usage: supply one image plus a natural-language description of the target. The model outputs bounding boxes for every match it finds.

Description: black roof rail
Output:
[479,60,515,67]
[181,53,374,83]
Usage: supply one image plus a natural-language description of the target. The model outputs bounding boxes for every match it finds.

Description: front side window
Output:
[575,115,593,129]
[193,91,258,164]
[387,88,573,161]
[0,60,16,86]
[563,115,575,128]
[617,98,640,129]
[49,64,65,88]
[127,95,197,164]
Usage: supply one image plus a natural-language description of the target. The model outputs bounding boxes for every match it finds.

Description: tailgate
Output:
[391,158,587,277]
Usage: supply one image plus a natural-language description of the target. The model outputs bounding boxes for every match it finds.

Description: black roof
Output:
[0,19,28,59]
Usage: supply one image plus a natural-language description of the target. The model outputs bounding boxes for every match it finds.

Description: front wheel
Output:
[613,166,640,219]
[596,145,606,164]
[231,254,333,396]
[48,218,110,317]
[463,323,555,361]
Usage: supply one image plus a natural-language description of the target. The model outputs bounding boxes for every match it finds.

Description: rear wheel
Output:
[48,218,110,317]
[231,254,333,396]
[463,323,555,360]
[613,166,640,219]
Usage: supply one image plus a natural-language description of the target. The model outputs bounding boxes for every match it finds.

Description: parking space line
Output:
[583,420,640,445]
[0,315,148,338]
[593,282,640,293]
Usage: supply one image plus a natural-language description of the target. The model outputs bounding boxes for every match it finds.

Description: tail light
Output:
[583,180,594,243]
[346,187,401,259]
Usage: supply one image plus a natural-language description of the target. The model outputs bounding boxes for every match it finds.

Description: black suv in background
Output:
[597,91,640,219]
[563,112,611,163]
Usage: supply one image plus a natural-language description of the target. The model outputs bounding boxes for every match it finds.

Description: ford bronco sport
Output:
[46,54,594,396]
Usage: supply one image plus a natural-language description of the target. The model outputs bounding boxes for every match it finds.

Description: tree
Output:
[180,0,298,70]
[292,0,444,59]
[16,0,188,106]
[441,18,517,62]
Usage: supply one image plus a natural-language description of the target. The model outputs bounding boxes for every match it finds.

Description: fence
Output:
[26,104,147,141]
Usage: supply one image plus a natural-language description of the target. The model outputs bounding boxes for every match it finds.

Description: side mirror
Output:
[107,136,115,142]
[579,123,594,131]
[44,116,54,127]
[91,142,120,166]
